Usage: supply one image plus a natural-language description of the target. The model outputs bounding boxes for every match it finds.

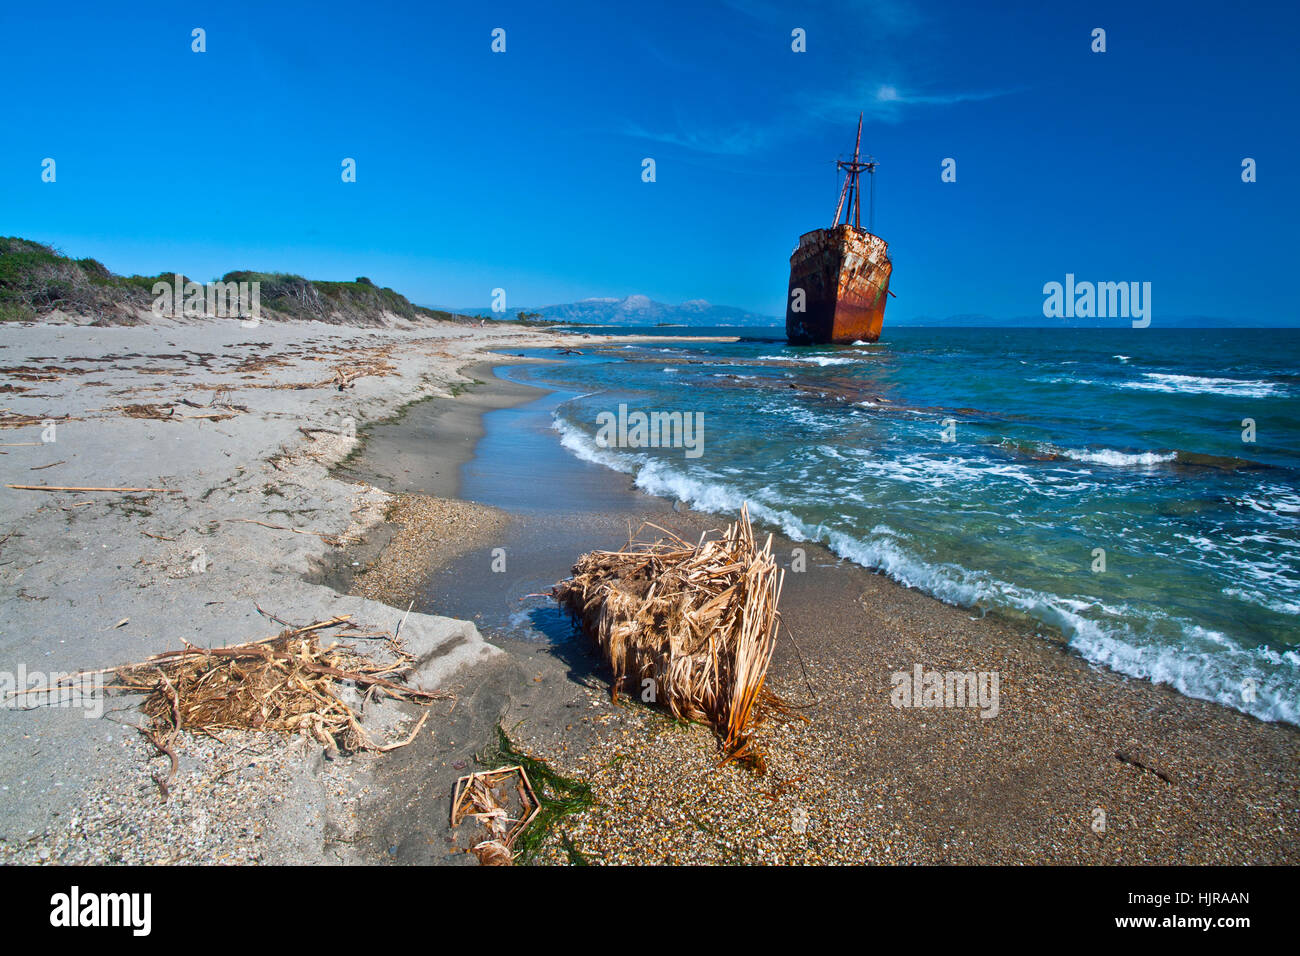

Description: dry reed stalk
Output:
[553,504,783,765]
[0,412,77,429]
[103,617,448,762]
[118,403,175,420]
[6,485,181,493]
[450,766,541,865]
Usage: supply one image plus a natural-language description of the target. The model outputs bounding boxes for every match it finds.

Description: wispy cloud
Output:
[823,82,1022,124]
[620,121,776,157]
[620,0,1020,154]
[623,81,1018,156]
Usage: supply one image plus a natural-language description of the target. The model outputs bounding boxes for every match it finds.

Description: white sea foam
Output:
[1001,439,1176,469]
[1223,588,1300,617]
[1058,447,1177,467]
[550,413,1300,726]
[757,354,858,366]
[1237,486,1300,515]
[1124,372,1285,398]
[1037,372,1285,399]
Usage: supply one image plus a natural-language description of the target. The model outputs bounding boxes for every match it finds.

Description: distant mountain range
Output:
[444,295,1285,330]
[450,295,780,327]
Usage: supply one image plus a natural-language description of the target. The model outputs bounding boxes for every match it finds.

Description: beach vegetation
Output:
[446,378,484,398]
[1,237,164,322]
[506,311,565,327]
[479,724,593,864]
[0,235,481,328]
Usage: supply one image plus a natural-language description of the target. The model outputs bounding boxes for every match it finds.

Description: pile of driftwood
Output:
[102,615,444,797]
[553,505,783,765]
[116,400,247,422]
[328,358,395,391]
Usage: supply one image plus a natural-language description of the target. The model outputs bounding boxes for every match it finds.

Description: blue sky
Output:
[1,0,1296,323]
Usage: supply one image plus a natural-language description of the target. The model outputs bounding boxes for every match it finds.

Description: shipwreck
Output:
[785,114,894,345]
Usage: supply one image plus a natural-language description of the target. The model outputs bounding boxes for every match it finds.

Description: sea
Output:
[504,325,1300,726]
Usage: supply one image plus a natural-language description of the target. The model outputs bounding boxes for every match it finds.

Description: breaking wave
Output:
[1058,447,1178,467]
[1123,373,1287,397]
[757,354,859,366]
[999,439,1178,468]
[1037,372,1286,399]
[551,413,1300,726]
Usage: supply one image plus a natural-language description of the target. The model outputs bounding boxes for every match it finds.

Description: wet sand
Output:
[0,319,557,864]
[0,317,727,865]
[339,358,1300,865]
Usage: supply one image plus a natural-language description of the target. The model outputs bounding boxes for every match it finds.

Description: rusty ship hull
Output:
[786,223,892,344]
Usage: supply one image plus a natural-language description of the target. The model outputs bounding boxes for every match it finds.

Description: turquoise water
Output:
[512,327,1300,725]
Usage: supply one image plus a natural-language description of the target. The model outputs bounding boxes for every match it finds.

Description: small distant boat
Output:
[786,114,894,345]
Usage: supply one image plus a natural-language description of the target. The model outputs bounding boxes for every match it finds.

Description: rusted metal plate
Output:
[786,225,891,344]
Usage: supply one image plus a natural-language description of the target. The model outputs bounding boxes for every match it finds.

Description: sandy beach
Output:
[0,314,707,863]
[336,359,1300,865]
[1,316,1295,865]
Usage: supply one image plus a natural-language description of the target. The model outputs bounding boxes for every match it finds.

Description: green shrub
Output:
[0,237,446,327]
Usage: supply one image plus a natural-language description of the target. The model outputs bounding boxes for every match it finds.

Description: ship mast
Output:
[831,113,879,233]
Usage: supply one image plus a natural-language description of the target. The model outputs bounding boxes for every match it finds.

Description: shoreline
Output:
[336,354,1300,864]
[0,316,728,864]
[1,317,1295,865]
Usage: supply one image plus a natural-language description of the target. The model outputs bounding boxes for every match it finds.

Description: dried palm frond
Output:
[553,504,783,765]
[451,766,541,865]
[107,616,446,756]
